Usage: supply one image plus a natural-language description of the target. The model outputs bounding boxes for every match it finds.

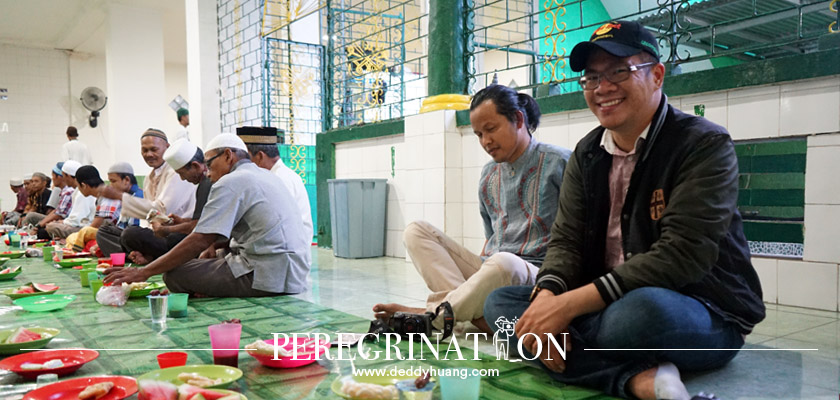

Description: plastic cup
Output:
[36,373,59,388]
[396,379,436,400]
[157,352,188,368]
[9,234,20,248]
[439,369,480,400]
[79,268,95,287]
[167,293,189,318]
[110,252,126,266]
[54,248,64,261]
[90,279,103,301]
[42,246,54,261]
[148,295,168,324]
[208,323,241,368]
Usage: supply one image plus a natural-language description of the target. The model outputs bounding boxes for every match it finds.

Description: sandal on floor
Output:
[690,392,720,400]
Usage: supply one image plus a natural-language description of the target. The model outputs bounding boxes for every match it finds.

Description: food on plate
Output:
[414,372,431,389]
[221,319,240,324]
[138,380,178,400]
[124,282,151,291]
[176,372,223,388]
[149,289,170,296]
[97,263,111,269]
[4,327,42,344]
[177,384,238,400]
[19,359,65,370]
[0,266,20,274]
[12,283,59,294]
[78,381,115,400]
[244,340,289,357]
[341,380,399,400]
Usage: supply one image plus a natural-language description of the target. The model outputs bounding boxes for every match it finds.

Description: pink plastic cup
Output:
[110,252,126,266]
[208,323,242,368]
[157,352,188,368]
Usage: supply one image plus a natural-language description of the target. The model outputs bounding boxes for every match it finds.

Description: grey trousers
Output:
[95,223,124,256]
[22,212,47,228]
[45,222,81,239]
[162,257,281,298]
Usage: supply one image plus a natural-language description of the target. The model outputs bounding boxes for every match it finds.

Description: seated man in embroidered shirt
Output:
[22,164,65,228]
[484,21,764,400]
[104,134,310,297]
[2,178,27,226]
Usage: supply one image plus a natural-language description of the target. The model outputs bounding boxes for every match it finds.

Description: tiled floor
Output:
[299,248,840,399]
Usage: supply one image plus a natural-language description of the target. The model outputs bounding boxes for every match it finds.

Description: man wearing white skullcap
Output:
[95,128,196,258]
[87,162,146,253]
[2,178,27,225]
[106,133,311,297]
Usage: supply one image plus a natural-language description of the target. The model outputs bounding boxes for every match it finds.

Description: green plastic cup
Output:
[167,293,189,318]
[79,268,95,287]
[439,369,480,400]
[90,279,103,301]
[42,246,54,262]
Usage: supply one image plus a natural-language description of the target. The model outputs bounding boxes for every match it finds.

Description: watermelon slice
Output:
[0,266,20,274]
[32,283,59,292]
[177,384,230,400]
[138,380,178,400]
[217,396,239,400]
[5,327,42,344]
[12,286,35,294]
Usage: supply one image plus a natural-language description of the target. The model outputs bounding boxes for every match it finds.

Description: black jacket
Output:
[537,94,765,334]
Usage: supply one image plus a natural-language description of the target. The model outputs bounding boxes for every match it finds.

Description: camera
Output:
[389,311,434,339]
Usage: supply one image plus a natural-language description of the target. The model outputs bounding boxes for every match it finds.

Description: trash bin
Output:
[328,179,388,258]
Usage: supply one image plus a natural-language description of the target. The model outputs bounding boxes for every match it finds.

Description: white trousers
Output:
[404,221,538,328]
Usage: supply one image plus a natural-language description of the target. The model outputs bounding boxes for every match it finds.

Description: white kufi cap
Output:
[163,139,199,171]
[206,133,247,153]
[61,160,82,177]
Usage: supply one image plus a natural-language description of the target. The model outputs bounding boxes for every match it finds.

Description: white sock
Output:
[653,362,690,400]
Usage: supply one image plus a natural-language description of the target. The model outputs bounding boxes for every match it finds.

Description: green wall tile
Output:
[738,157,751,174]
[749,189,805,207]
[752,139,807,156]
[738,206,804,220]
[750,154,806,173]
[734,143,754,157]
[742,173,805,190]
[743,221,804,243]
[737,190,751,206]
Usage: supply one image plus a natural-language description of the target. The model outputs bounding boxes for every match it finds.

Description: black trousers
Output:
[97,225,186,259]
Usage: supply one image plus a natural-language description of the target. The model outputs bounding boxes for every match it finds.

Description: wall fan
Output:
[80,87,108,128]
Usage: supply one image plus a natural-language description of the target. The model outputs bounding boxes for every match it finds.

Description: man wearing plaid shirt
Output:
[36,161,81,239]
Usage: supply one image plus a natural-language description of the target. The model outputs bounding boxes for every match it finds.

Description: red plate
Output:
[23,375,137,400]
[0,349,99,379]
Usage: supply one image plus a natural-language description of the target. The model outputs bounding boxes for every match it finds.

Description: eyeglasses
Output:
[204,151,224,168]
[578,62,657,90]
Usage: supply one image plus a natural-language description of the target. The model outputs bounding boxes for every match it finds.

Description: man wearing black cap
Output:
[237,126,313,251]
[484,21,764,399]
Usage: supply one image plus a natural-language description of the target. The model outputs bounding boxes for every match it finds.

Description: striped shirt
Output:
[55,187,75,218]
[95,198,121,225]
[479,139,571,267]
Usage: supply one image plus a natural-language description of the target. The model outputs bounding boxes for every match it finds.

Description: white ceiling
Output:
[0,0,188,64]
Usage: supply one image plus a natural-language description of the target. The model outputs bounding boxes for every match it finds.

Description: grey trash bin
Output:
[328,179,388,258]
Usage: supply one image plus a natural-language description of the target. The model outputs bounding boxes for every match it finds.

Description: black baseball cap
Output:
[569,20,660,72]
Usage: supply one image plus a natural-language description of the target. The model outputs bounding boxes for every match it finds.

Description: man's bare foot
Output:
[471,317,493,335]
[372,303,425,321]
[128,251,151,265]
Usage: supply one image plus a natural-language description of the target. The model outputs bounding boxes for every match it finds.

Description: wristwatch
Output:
[529,283,556,302]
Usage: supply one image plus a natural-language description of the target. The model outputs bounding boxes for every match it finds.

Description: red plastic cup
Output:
[111,253,126,266]
[157,352,188,368]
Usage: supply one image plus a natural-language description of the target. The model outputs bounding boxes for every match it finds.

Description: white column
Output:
[186,0,222,147]
[105,3,167,171]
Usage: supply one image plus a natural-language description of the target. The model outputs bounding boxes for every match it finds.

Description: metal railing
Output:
[465,0,840,96]
[325,0,429,128]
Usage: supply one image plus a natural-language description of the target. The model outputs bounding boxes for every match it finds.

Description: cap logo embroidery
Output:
[594,22,621,36]
[650,189,666,221]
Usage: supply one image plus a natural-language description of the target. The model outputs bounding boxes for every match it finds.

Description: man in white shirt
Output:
[174,108,190,141]
[237,126,313,252]
[96,128,197,260]
[61,126,93,165]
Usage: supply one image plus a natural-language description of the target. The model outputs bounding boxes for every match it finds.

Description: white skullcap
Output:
[23,173,32,180]
[108,162,134,175]
[206,133,247,153]
[164,139,199,171]
[9,178,23,186]
[61,160,82,177]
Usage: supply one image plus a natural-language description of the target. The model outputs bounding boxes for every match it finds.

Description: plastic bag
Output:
[96,285,130,307]
[25,248,42,258]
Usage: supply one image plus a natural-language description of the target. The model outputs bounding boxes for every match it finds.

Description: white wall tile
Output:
[386,199,405,231]
[804,146,840,206]
[444,168,462,204]
[809,133,840,147]
[727,91,780,140]
[424,203,445,228]
[780,84,840,136]
[462,202,485,239]
[402,170,424,204]
[463,238,486,256]
[403,203,424,227]
[444,132,462,169]
[751,257,778,303]
[728,84,779,99]
[421,110,447,134]
[422,133,445,169]
[567,110,599,149]
[443,110,458,134]
[678,92,728,130]
[403,135,424,170]
[461,166,483,204]
[444,202,463,239]
[536,112,570,149]
[804,205,840,263]
[423,168,445,203]
[780,76,840,93]
[777,260,838,311]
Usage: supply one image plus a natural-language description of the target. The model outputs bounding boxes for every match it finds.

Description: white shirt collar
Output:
[600,124,651,155]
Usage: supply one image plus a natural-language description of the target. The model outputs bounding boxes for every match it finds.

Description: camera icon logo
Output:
[492,316,519,360]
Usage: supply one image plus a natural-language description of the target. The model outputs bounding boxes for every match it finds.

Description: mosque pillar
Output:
[185,0,222,146]
[421,0,470,113]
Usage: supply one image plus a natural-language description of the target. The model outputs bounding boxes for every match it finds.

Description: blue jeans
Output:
[484,286,745,398]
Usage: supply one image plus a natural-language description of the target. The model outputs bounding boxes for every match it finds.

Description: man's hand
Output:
[515,290,573,373]
[151,221,169,238]
[169,214,188,225]
[103,266,151,285]
[199,245,217,259]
